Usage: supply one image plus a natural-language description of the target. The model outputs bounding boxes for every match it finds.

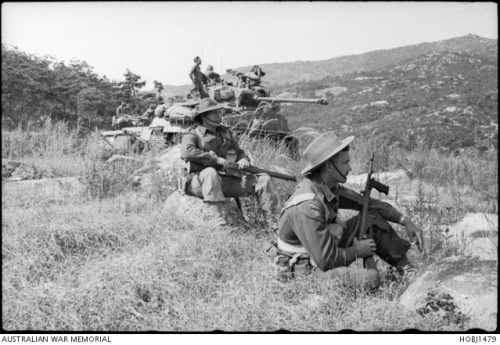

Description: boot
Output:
[391,254,417,280]
[206,202,227,228]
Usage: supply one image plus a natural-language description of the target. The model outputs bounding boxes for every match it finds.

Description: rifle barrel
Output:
[227,163,296,181]
[255,97,328,105]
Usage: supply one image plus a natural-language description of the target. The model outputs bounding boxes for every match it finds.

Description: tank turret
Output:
[205,72,328,157]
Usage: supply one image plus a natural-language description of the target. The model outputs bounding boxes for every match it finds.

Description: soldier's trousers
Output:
[317,210,411,289]
[191,80,208,99]
[188,167,278,215]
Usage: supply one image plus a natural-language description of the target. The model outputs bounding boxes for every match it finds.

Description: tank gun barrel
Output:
[255,96,328,105]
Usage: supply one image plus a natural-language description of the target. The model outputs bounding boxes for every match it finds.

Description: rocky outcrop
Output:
[345,169,442,209]
[440,212,498,260]
[399,256,497,331]
[163,190,247,228]
[2,159,41,181]
[2,176,86,199]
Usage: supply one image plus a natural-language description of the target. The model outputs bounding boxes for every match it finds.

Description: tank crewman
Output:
[180,98,279,228]
[273,132,424,289]
[246,65,266,87]
[189,56,209,99]
[141,104,156,120]
[204,65,221,87]
[245,65,269,96]
[154,103,169,118]
[113,102,126,128]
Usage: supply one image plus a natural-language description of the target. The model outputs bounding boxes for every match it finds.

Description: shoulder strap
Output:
[194,126,206,151]
[283,192,316,211]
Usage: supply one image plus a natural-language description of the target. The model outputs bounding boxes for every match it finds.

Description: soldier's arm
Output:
[290,201,358,271]
[188,65,196,81]
[227,129,250,163]
[338,185,402,224]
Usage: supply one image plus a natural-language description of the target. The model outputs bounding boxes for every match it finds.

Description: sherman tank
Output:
[101,70,328,156]
[205,71,328,157]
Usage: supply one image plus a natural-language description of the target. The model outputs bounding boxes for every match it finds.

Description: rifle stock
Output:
[186,161,296,182]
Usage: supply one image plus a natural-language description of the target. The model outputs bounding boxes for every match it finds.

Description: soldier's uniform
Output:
[180,123,278,225]
[275,175,410,286]
[273,132,413,289]
[154,104,168,118]
[189,57,208,99]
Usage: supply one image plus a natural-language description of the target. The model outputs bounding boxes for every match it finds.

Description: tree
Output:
[122,69,146,102]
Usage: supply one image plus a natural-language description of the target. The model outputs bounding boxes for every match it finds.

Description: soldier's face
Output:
[329,151,352,183]
[203,109,223,128]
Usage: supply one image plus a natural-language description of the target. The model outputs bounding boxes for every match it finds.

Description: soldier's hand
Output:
[353,238,376,258]
[237,158,250,170]
[215,157,228,171]
[403,218,424,252]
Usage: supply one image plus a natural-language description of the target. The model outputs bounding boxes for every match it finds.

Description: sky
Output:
[2,2,498,89]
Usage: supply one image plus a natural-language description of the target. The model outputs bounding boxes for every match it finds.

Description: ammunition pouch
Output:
[272,239,317,281]
[273,252,314,281]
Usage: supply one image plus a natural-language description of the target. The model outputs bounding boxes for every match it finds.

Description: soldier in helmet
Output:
[180,98,279,229]
[273,132,424,289]
[204,65,221,87]
[189,56,208,99]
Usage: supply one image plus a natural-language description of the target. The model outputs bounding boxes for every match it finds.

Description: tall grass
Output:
[2,120,497,331]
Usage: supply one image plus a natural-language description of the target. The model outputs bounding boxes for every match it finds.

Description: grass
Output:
[2,120,497,331]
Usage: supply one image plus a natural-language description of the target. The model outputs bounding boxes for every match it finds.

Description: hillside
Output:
[220,34,497,86]
[278,46,498,151]
[162,35,497,152]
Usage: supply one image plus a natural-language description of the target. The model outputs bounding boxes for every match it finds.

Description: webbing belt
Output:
[277,238,317,267]
[277,238,307,254]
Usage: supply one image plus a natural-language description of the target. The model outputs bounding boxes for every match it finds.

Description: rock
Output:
[2,176,86,200]
[154,146,185,171]
[445,212,498,238]
[2,159,37,181]
[440,213,498,260]
[370,100,389,107]
[163,190,247,228]
[399,256,498,331]
[446,93,460,100]
[106,154,143,164]
[347,169,410,187]
[345,169,458,211]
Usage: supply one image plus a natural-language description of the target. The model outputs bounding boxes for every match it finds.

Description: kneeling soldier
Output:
[274,132,424,289]
[180,98,278,228]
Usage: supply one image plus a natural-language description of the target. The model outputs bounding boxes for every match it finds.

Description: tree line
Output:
[1,44,156,130]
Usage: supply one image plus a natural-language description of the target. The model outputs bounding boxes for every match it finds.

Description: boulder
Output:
[440,213,498,260]
[2,176,86,200]
[446,93,460,100]
[2,159,39,181]
[106,154,142,164]
[370,100,389,107]
[399,256,498,331]
[163,190,247,228]
[129,145,185,191]
[345,169,460,211]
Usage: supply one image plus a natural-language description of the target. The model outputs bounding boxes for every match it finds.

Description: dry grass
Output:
[2,121,497,331]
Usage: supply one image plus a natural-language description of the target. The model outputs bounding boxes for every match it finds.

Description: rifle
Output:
[352,151,389,271]
[186,161,296,182]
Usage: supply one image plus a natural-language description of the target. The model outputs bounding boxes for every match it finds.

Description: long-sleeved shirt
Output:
[180,125,249,174]
[278,175,403,272]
